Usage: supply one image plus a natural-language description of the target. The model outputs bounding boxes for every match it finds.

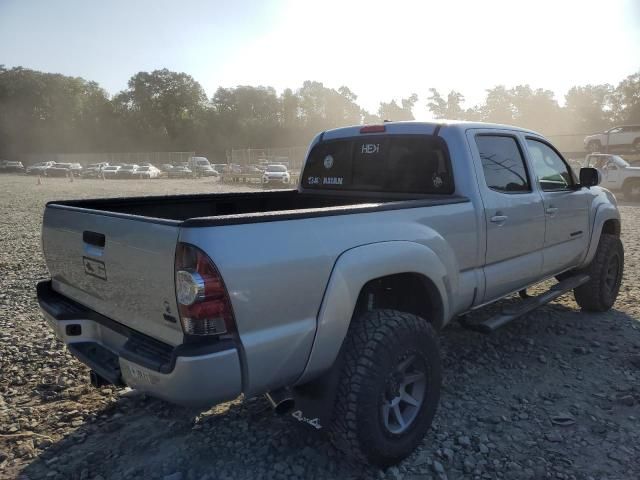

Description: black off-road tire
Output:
[328,309,441,467]
[574,234,624,312]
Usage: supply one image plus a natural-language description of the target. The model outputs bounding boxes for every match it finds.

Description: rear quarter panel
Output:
[178,200,479,396]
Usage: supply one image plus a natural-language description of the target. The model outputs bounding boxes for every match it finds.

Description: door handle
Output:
[546,206,558,215]
[490,215,508,224]
[83,231,105,257]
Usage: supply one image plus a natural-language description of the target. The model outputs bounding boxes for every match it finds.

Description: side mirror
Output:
[580,167,601,187]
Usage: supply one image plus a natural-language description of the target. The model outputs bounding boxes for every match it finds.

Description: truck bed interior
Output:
[49,190,466,225]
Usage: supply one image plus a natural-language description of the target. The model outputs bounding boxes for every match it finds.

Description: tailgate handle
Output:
[83,231,105,248]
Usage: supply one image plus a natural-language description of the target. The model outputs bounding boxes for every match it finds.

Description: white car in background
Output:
[585,153,640,200]
[262,164,290,185]
[134,165,161,179]
[584,125,640,153]
[101,165,121,178]
[26,161,55,175]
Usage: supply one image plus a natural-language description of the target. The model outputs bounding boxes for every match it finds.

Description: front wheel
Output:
[329,309,441,467]
[574,234,624,312]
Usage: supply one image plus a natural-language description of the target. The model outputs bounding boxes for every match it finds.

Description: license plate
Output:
[83,256,107,280]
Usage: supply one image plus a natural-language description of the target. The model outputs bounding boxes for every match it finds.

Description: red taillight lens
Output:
[175,243,236,336]
[360,125,386,133]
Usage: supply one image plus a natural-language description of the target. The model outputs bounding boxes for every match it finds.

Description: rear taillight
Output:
[175,243,236,336]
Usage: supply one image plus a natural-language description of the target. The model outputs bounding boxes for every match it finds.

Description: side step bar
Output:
[460,274,590,334]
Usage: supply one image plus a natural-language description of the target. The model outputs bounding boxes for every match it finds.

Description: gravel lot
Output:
[1,174,639,480]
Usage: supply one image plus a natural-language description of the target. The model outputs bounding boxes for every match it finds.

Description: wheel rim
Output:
[604,254,621,293]
[381,354,427,434]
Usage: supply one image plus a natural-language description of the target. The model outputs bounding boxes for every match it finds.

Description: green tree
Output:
[611,71,640,124]
[378,94,418,121]
[479,86,514,124]
[0,66,114,156]
[427,89,465,119]
[114,69,207,150]
[564,84,613,133]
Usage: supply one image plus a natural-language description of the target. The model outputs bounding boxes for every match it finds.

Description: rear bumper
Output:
[37,280,242,407]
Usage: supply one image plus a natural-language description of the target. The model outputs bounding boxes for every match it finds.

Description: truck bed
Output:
[47,189,467,226]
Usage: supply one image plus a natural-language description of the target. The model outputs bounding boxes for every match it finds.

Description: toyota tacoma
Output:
[38,121,623,466]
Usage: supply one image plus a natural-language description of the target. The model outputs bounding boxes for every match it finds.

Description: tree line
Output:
[1,65,638,161]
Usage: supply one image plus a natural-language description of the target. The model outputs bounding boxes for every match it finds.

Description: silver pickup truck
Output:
[37,121,623,466]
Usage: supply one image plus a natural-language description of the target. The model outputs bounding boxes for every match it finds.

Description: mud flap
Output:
[289,348,347,432]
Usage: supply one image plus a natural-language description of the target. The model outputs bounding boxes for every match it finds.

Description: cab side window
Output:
[526,139,573,191]
[476,135,530,193]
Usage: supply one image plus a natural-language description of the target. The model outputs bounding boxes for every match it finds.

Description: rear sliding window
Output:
[302,135,454,194]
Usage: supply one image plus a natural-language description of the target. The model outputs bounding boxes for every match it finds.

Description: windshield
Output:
[267,165,287,172]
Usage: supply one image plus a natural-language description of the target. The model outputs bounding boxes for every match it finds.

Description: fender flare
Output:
[580,202,620,268]
[296,241,452,384]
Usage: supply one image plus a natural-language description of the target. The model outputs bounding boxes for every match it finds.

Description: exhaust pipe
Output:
[265,388,295,415]
[89,370,110,388]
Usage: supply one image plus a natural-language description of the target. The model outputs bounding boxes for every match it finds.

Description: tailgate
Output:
[42,206,183,346]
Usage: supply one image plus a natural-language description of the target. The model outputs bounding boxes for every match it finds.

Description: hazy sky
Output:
[1,0,639,119]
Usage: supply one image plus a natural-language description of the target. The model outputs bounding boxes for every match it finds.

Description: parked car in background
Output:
[2,160,25,173]
[262,164,290,185]
[584,125,640,153]
[585,153,640,200]
[82,162,109,178]
[116,164,139,179]
[101,165,121,178]
[68,163,83,177]
[198,165,219,177]
[212,163,228,173]
[167,165,193,178]
[160,164,174,172]
[134,165,161,179]
[189,156,212,176]
[26,161,55,175]
[45,163,73,177]
[242,165,262,174]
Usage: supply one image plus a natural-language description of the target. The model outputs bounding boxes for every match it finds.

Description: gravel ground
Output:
[1,174,639,480]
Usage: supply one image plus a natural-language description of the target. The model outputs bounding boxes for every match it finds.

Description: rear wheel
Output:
[329,309,441,467]
[574,234,623,312]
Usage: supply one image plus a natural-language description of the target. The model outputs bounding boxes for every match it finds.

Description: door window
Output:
[526,139,574,191]
[476,135,530,193]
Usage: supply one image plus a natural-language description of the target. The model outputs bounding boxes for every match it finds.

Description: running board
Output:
[460,274,590,334]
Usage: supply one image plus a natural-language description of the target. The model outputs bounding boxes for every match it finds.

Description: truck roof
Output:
[322,120,541,141]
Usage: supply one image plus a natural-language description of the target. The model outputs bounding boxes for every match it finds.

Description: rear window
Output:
[302,135,453,194]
